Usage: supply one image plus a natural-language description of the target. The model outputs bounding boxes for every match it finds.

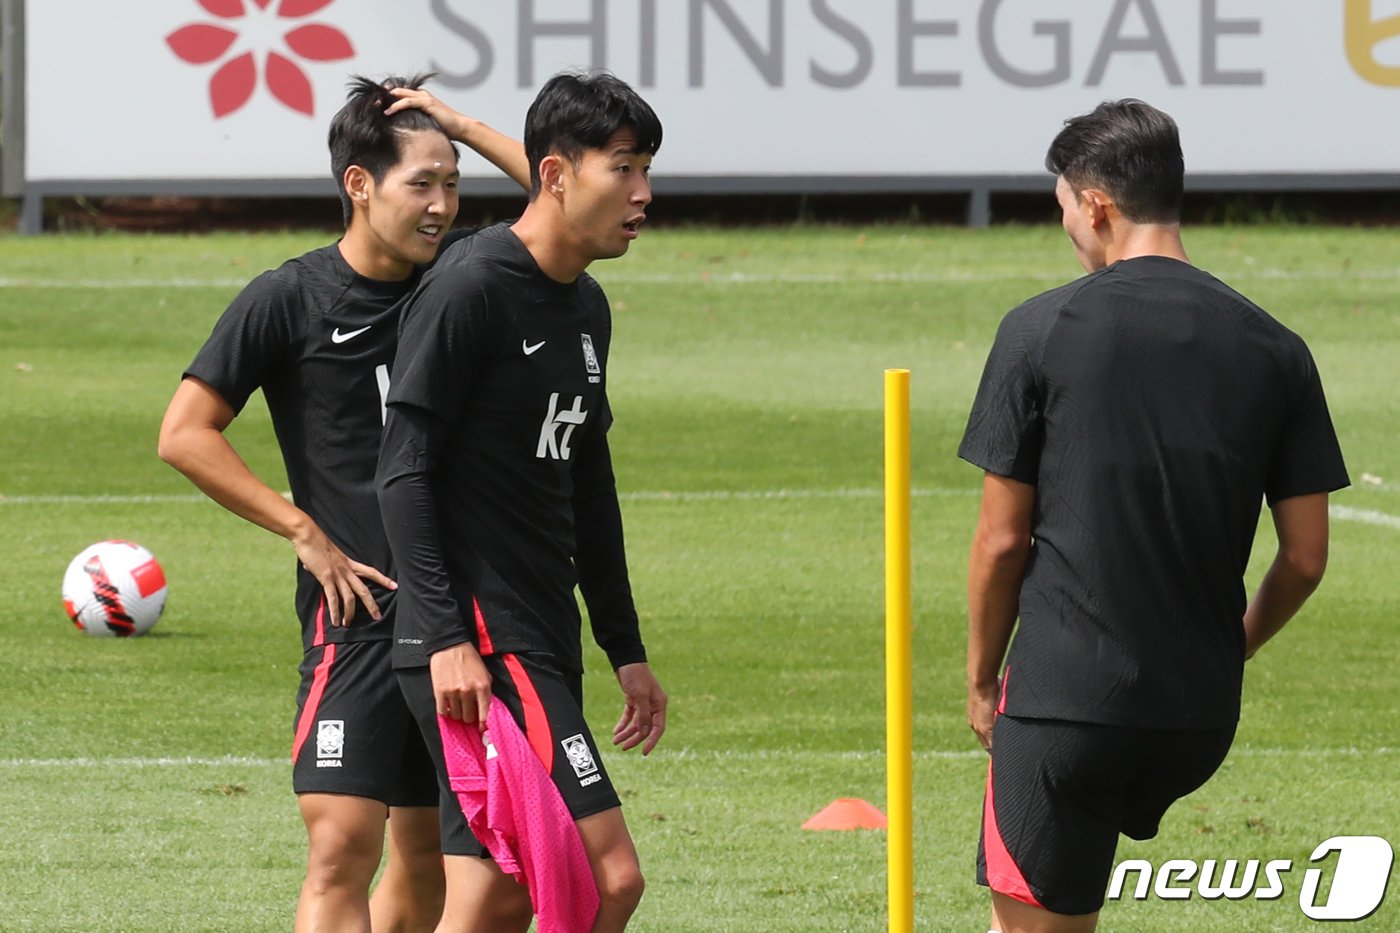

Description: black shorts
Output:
[977,714,1236,915]
[291,639,438,807]
[399,651,621,858]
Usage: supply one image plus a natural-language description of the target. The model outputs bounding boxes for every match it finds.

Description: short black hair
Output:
[523,71,662,198]
[1045,99,1184,224]
[328,73,458,226]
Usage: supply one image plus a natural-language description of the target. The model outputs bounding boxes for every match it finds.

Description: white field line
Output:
[0,494,211,505]
[0,745,1394,770]
[1,492,1393,536]
[0,277,252,289]
[621,487,978,502]
[0,755,285,768]
[602,268,1400,284]
[0,487,979,506]
[657,745,1400,762]
[1329,505,1400,531]
[4,268,1400,289]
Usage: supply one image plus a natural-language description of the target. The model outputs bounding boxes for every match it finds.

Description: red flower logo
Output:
[166,0,355,119]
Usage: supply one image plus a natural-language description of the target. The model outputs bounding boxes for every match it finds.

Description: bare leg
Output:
[991,891,1098,933]
[294,793,388,933]
[370,805,445,933]
[434,854,533,933]
[575,808,645,933]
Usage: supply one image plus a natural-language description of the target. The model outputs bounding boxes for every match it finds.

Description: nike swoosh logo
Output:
[331,325,372,344]
[522,340,546,356]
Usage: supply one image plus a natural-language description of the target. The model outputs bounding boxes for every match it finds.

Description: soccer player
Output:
[376,71,666,933]
[157,75,529,933]
[958,100,1348,933]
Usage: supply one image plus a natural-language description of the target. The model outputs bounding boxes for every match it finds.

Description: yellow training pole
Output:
[884,368,914,933]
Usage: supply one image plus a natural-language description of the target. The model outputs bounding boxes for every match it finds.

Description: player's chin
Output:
[595,236,634,261]
[398,237,440,265]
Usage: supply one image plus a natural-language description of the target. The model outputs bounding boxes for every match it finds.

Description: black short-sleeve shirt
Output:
[959,256,1349,728]
[184,229,476,649]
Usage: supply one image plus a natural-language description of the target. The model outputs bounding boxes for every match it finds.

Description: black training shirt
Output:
[959,256,1348,729]
[377,223,645,673]
[185,229,476,650]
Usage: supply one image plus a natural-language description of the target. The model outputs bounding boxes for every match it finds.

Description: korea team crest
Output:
[580,334,601,384]
[561,733,601,786]
[316,719,345,768]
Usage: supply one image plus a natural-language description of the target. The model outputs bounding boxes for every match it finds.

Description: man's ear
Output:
[1080,188,1113,229]
[537,154,566,200]
[344,165,372,210]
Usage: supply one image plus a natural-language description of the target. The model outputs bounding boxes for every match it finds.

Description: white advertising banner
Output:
[22,0,1400,184]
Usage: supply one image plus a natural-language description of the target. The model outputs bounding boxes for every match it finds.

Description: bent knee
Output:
[303,860,380,898]
[598,863,645,913]
[307,817,382,854]
[304,827,384,885]
[387,834,445,874]
[305,847,382,889]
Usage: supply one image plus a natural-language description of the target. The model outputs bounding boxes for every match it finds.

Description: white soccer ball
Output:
[61,540,168,637]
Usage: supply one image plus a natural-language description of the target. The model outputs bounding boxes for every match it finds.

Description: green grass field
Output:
[1,224,1397,932]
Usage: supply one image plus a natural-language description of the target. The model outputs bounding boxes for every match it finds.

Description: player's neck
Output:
[511,208,588,284]
[1103,223,1189,267]
[337,228,414,283]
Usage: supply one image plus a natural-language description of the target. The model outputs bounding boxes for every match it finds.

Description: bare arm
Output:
[385,87,531,193]
[157,376,393,626]
[966,472,1035,751]
[1243,492,1330,659]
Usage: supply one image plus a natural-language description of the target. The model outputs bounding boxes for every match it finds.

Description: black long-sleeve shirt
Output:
[376,223,646,673]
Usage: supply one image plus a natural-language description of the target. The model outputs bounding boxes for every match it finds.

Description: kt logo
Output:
[1346,0,1400,87]
[536,393,587,461]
